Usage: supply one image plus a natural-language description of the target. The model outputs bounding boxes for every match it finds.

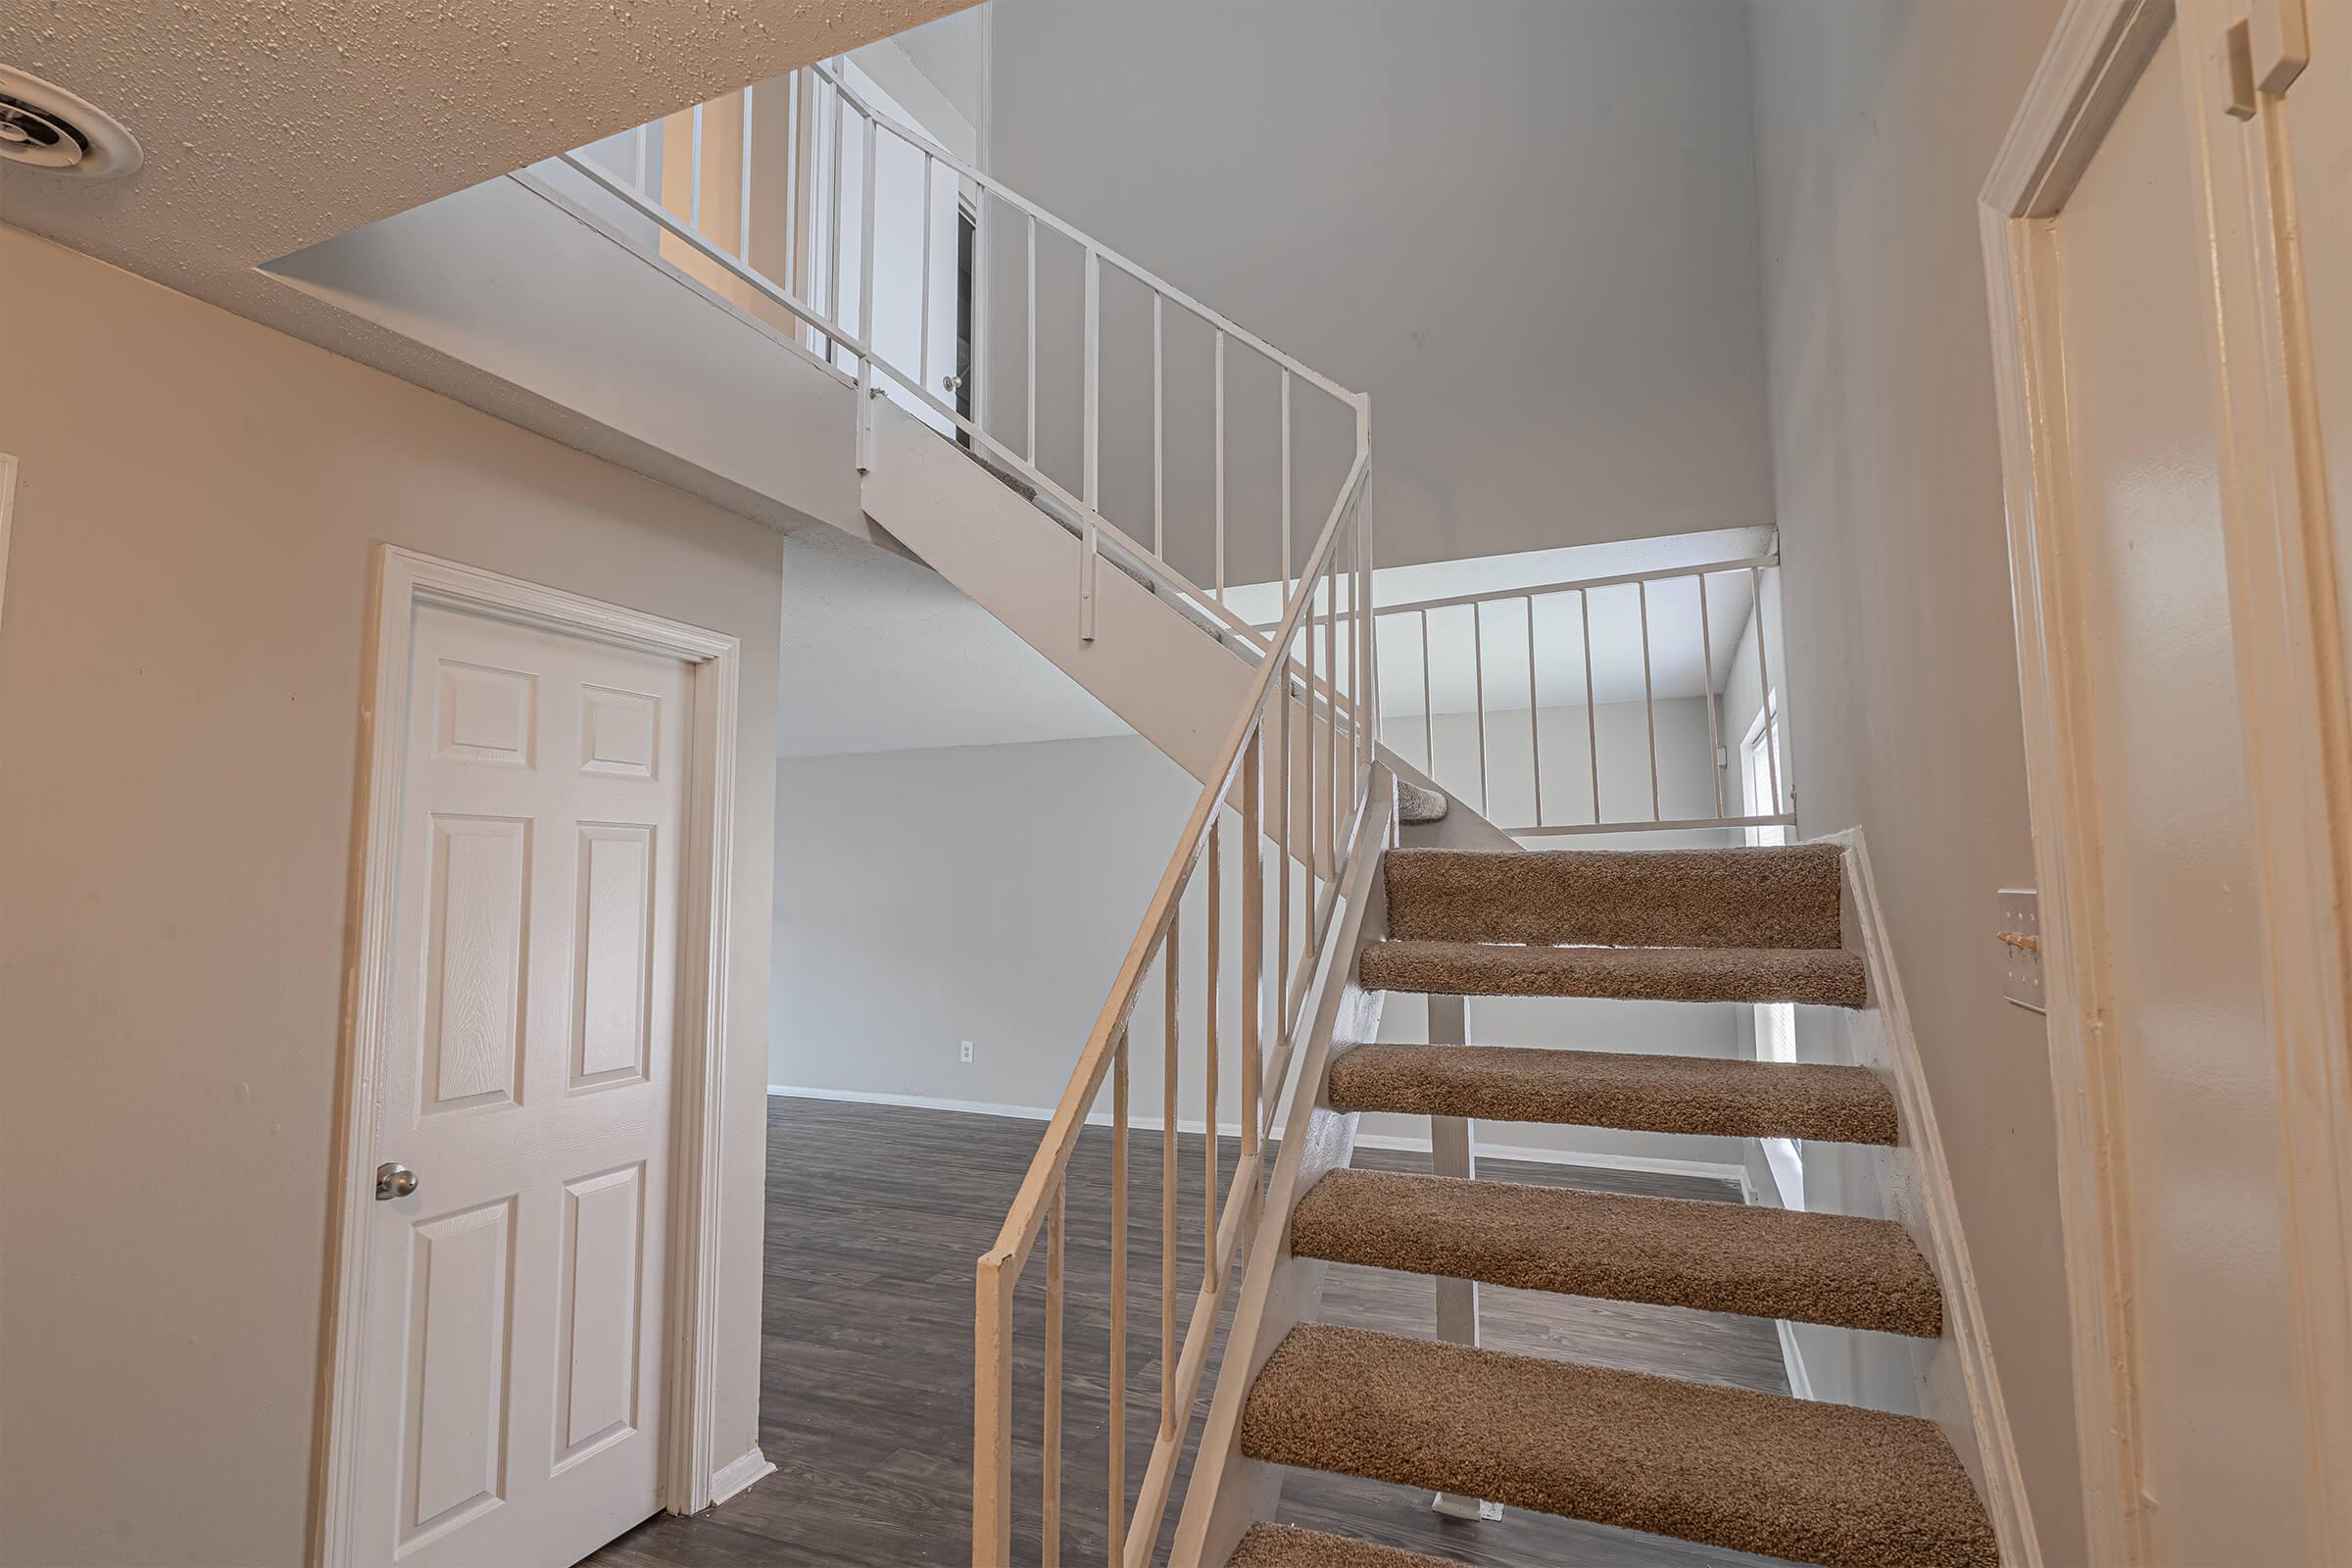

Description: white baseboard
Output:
[1826,827,2038,1565]
[710,1446,775,1507]
[767,1083,1743,1184]
[1775,1317,1816,1401]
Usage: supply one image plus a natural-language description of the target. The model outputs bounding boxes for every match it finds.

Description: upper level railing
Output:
[1370,550,1791,838]
[557,59,1367,649]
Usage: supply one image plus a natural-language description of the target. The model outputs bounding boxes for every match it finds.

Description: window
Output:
[1743,695,1802,1207]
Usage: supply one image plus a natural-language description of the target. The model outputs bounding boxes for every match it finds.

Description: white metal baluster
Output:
[1525,595,1543,828]
[826,80,843,335]
[1364,475,1378,780]
[1356,501,1370,783]
[1325,552,1339,872]
[738,87,755,262]
[1025,213,1038,466]
[1213,331,1227,605]
[1472,602,1490,820]
[1581,589,1599,824]
[635,121,652,196]
[1419,609,1435,777]
[1152,294,1165,558]
[1304,572,1318,894]
[1698,573,1724,819]
[973,184,990,440]
[1277,669,1292,1056]
[1753,566,1783,815]
[1280,370,1294,609]
[856,110,877,473]
[690,103,705,232]
[1639,579,1660,822]
[918,155,934,392]
[1081,245,1101,642]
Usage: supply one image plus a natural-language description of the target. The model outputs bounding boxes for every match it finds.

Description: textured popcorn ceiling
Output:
[0,0,973,481]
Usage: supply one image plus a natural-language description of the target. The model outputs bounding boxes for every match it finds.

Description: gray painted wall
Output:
[976,0,1778,586]
[772,713,1746,1171]
[1743,1,2082,1556]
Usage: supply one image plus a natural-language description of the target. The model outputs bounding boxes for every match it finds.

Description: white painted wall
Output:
[772,707,1745,1172]
[975,0,1778,584]
[1742,3,2082,1557]
[0,225,783,1566]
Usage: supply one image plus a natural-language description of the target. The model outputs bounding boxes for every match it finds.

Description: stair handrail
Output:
[557,59,1368,655]
[973,441,1380,1566]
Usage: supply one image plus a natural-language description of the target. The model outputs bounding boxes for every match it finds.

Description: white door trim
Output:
[1979,12,2175,1557]
[313,545,742,1566]
[1982,1,2352,1559]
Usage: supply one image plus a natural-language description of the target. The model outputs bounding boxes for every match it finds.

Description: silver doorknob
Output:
[375,1163,419,1200]
[942,373,962,393]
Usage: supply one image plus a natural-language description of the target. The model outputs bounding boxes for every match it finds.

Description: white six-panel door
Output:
[356,601,690,1566]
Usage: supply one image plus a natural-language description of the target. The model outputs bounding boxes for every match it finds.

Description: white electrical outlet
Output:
[959,1040,975,1064]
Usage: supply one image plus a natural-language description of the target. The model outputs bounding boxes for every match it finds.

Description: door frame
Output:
[1981,0,2352,1560]
[312,545,743,1566]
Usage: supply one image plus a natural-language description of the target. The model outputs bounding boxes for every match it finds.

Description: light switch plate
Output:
[1998,889,2045,1013]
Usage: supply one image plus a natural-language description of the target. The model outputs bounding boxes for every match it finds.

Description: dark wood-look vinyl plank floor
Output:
[586,1097,1797,1568]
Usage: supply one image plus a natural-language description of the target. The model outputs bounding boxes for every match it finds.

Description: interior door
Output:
[2046,20,2305,1563]
[355,601,690,1566]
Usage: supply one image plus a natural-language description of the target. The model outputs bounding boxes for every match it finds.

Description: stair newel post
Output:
[1108,1029,1129,1568]
[1160,924,1179,1442]
[1203,820,1221,1291]
[1044,1181,1064,1568]
[973,1250,1013,1566]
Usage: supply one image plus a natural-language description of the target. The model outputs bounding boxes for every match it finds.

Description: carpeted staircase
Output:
[1215,841,1999,1568]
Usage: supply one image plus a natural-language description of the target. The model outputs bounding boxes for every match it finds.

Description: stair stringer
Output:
[858,396,1509,864]
[1165,781,1396,1568]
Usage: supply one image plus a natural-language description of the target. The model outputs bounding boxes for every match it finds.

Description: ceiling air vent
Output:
[0,66,142,178]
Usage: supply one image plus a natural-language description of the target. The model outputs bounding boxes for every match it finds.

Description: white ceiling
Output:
[779,526,1129,759]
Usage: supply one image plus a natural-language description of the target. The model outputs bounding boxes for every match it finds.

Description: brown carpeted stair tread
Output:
[1360,939,1868,1006]
[1386,844,1844,950]
[1226,1522,1464,1568]
[1240,1326,1996,1568]
[1327,1044,1897,1145]
[1291,1168,1941,1337]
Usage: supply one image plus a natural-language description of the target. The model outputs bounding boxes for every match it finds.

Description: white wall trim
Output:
[314,546,743,1564]
[1824,828,2039,1566]
[2173,5,2352,1551]
[710,1446,777,1508]
[765,1083,1743,1184]
[0,453,18,633]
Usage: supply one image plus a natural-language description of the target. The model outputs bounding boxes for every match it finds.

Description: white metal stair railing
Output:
[971,462,1376,1568]
[1372,551,1794,837]
[555,63,1386,1567]
[556,60,1368,658]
